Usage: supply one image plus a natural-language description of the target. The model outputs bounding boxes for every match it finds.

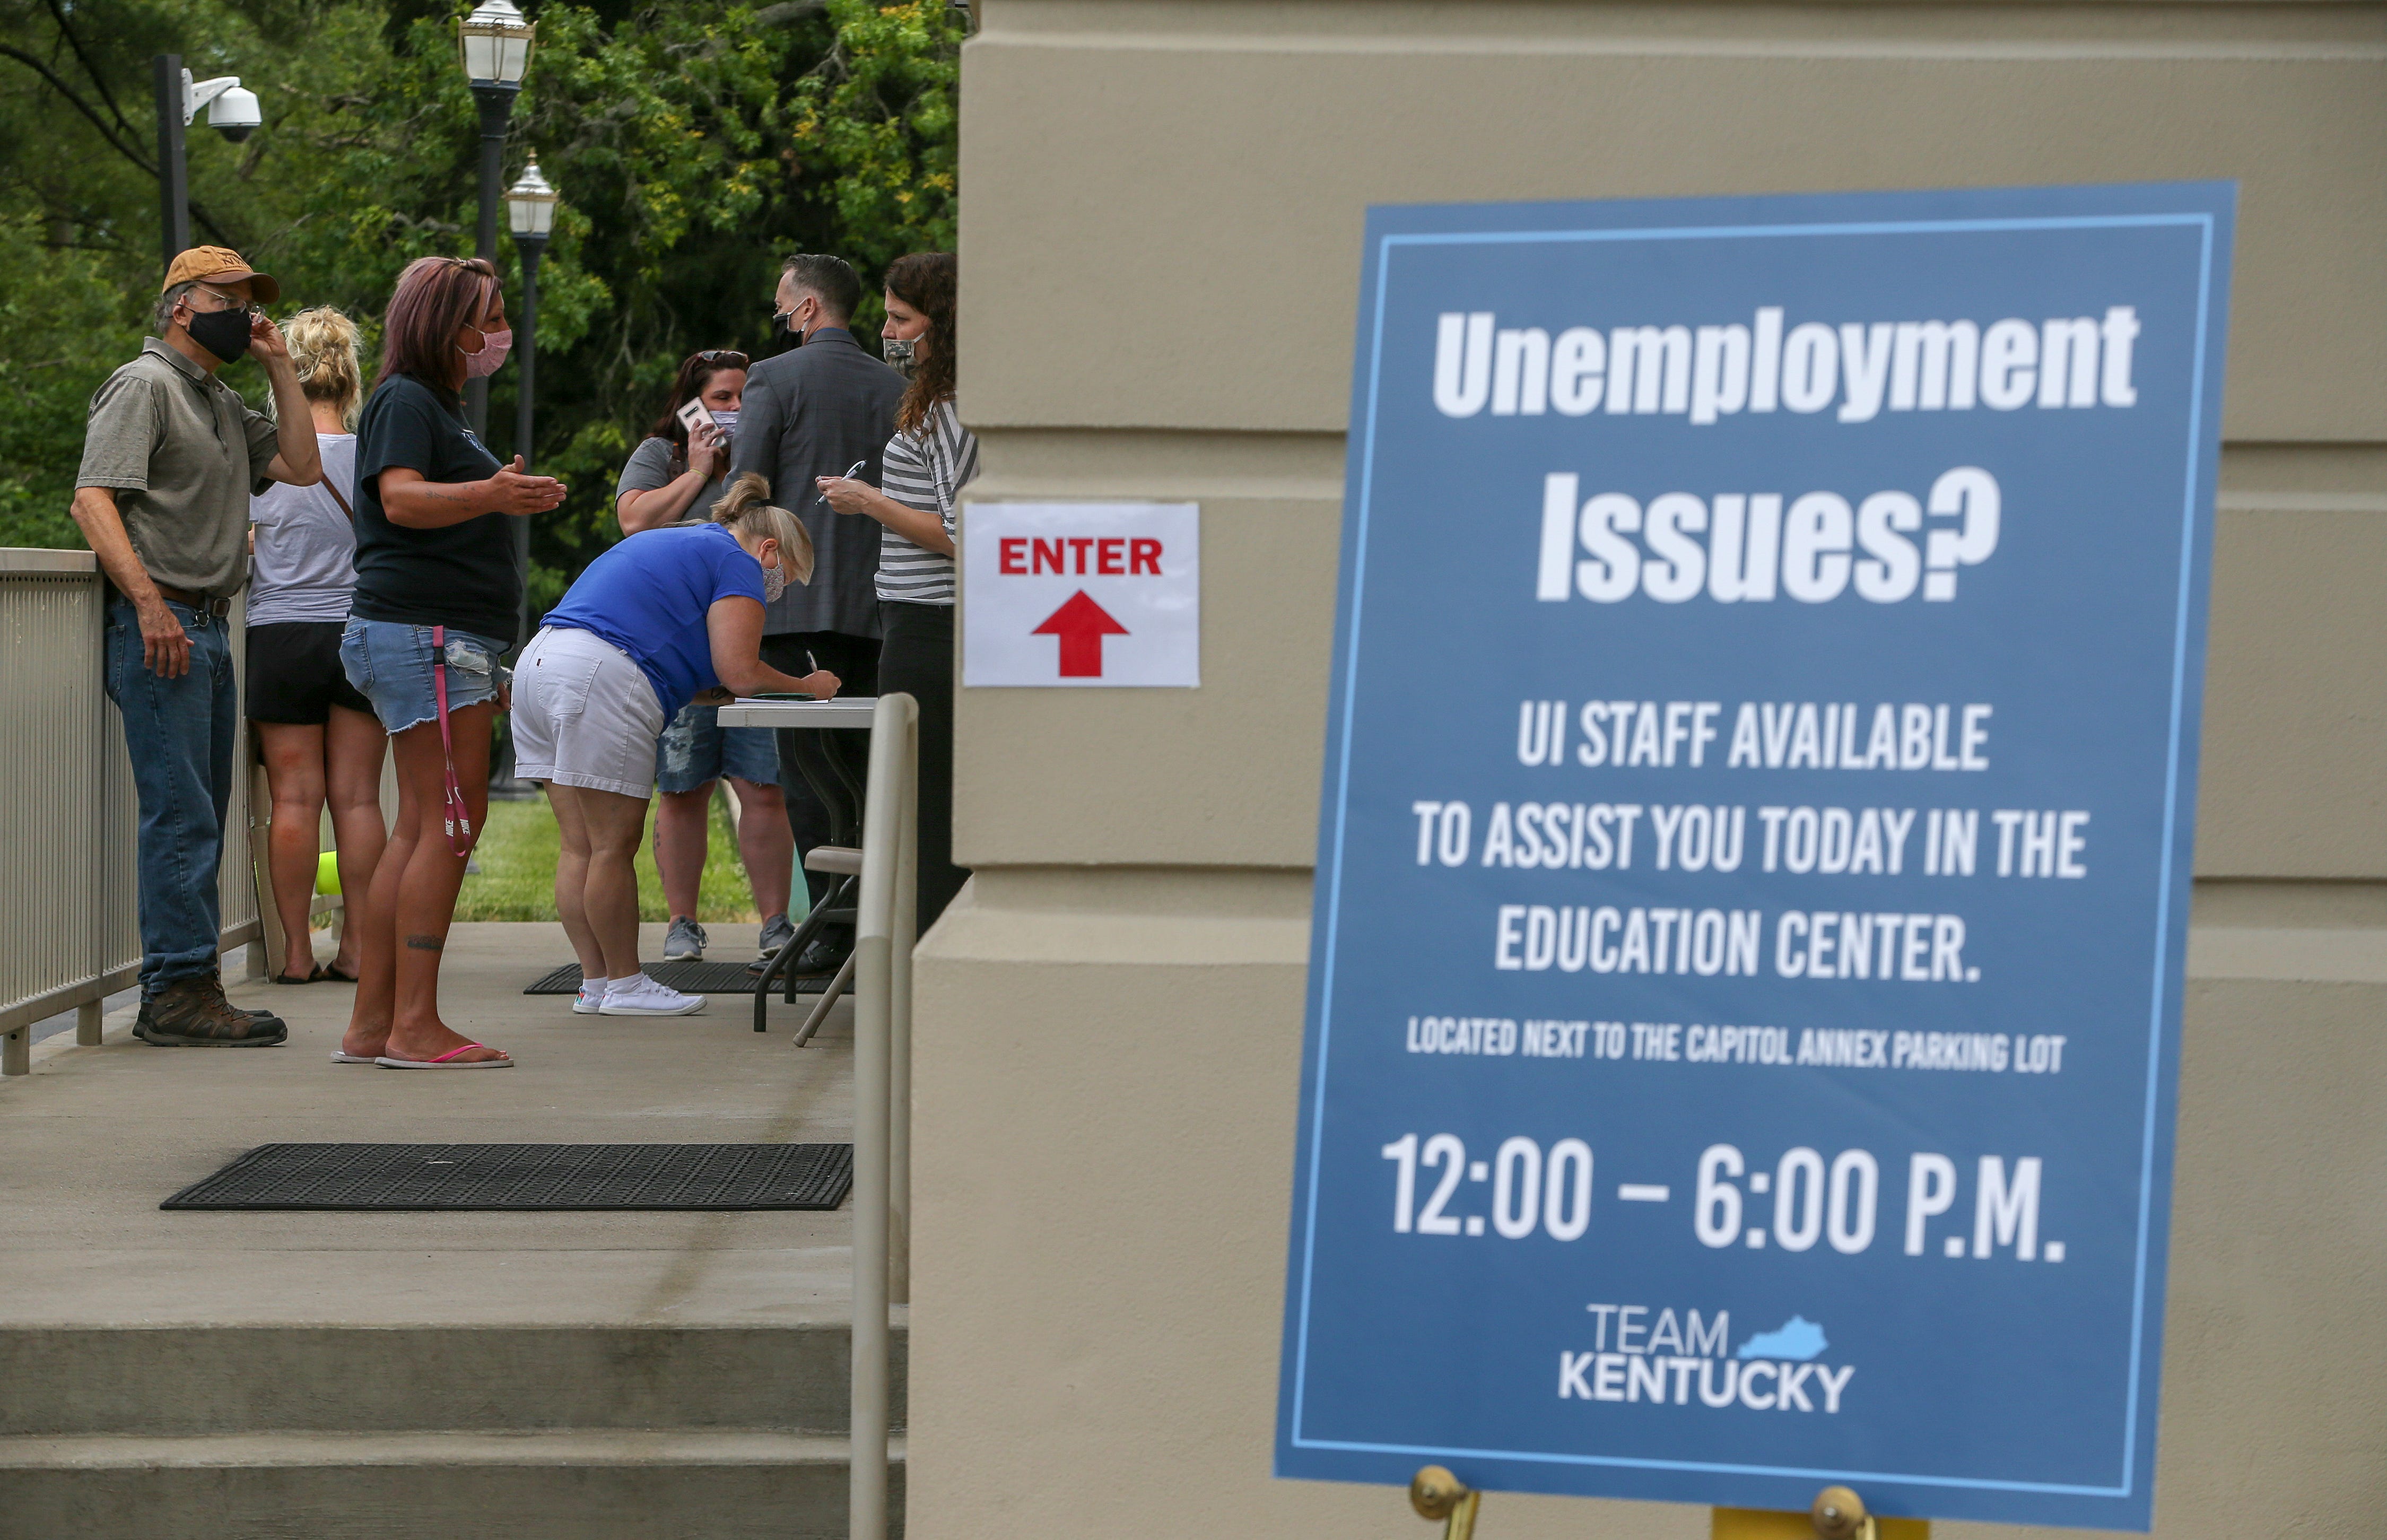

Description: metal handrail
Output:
[850,690,917,1540]
[0,550,268,1073]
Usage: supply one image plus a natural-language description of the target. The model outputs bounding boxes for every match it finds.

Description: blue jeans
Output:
[339,619,508,735]
[104,595,239,998]
[656,701,780,795]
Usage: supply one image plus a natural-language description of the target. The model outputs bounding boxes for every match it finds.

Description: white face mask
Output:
[761,550,787,605]
[710,409,739,434]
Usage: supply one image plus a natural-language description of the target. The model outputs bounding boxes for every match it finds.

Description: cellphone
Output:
[676,398,712,437]
[748,691,819,701]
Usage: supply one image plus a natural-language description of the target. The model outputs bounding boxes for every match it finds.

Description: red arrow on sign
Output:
[1032,589,1129,677]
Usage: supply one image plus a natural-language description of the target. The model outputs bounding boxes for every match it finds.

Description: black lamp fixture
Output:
[457,0,537,438]
[506,158,558,482]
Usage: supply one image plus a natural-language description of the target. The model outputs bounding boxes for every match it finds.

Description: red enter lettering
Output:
[1007,534,1164,576]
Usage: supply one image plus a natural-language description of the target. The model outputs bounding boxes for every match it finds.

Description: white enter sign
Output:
[960,501,1200,688]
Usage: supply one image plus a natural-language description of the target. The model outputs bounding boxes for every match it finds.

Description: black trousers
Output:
[760,631,880,910]
[879,601,966,929]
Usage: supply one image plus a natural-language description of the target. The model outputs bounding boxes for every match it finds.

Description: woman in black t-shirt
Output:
[335,255,566,1069]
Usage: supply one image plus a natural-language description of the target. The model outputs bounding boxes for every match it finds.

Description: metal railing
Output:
[0,549,267,1073]
[850,690,917,1540]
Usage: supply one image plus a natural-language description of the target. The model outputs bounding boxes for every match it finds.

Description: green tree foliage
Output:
[794,0,957,272]
[0,0,963,608]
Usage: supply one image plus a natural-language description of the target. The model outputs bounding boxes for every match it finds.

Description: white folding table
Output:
[714,695,881,730]
[718,697,881,1036]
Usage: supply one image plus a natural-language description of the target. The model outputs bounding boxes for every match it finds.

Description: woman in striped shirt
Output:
[815,252,976,925]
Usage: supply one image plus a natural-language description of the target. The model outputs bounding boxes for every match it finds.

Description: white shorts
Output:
[511,625,665,798]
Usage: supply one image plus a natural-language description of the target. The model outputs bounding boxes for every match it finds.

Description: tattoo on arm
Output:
[403,934,446,952]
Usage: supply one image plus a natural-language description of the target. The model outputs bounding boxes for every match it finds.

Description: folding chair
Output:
[752,843,861,1036]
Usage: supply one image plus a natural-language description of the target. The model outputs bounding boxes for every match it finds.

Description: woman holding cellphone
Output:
[615,350,798,967]
[336,255,564,1069]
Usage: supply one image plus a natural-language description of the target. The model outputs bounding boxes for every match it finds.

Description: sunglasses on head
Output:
[697,350,750,368]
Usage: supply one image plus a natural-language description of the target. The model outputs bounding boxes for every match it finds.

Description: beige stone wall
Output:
[911,5,2387,1538]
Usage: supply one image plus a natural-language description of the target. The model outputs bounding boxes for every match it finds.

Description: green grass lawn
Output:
[455,789,805,925]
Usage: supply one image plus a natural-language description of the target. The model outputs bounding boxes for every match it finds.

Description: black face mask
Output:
[186,306,252,363]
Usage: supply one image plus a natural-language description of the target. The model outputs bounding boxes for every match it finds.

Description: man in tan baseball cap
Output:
[161,244,282,306]
[65,246,320,1046]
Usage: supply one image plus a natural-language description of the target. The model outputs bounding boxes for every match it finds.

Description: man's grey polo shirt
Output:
[76,337,277,600]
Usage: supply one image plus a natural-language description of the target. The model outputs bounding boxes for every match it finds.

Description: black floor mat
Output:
[163,1143,854,1211]
[522,959,826,995]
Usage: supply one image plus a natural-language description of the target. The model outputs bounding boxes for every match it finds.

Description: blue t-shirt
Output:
[542,523,765,718]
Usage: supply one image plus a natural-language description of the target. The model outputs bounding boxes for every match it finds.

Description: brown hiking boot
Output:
[136,977,288,1047]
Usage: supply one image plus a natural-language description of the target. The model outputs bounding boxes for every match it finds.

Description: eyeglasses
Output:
[697,350,750,368]
[190,283,264,319]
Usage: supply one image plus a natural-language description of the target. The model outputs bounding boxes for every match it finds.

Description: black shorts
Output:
[245,620,375,725]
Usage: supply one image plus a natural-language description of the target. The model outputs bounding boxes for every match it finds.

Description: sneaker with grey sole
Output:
[756,913,797,960]
[663,916,707,961]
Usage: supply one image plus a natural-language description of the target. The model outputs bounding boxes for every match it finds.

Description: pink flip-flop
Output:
[330,1050,376,1065]
[375,1042,512,1069]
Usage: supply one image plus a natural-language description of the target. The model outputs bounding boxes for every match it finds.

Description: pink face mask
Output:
[460,326,513,379]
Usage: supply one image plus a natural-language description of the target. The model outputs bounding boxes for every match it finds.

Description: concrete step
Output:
[0,1324,907,1437]
[0,927,889,1534]
[0,1429,905,1540]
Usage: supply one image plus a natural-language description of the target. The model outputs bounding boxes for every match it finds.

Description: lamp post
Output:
[456,0,535,439]
[506,160,557,651]
[150,55,262,271]
[506,160,556,468]
[456,1,536,795]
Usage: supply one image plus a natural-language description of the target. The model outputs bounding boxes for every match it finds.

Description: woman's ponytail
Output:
[283,306,365,430]
[705,472,815,586]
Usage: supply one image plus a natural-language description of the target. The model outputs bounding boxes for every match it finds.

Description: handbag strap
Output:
[323,472,355,524]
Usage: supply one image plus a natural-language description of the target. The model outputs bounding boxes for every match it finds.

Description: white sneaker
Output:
[573,978,606,1015]
[598,973,706,1016]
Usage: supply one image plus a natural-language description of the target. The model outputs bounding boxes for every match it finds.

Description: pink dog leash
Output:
[431,624,475,858]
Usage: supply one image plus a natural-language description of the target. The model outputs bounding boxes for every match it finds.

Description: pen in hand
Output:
[816,459,867,506]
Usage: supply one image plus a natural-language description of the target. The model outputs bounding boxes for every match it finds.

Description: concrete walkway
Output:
[0,922,858,1329]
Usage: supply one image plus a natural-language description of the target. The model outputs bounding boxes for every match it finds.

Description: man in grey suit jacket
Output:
[730,254,906,970]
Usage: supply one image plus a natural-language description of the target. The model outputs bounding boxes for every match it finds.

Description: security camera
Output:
[207,85,261,143]
[184,75,262,143]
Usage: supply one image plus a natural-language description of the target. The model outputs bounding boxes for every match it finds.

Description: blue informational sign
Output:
[1276,183,2234,1532]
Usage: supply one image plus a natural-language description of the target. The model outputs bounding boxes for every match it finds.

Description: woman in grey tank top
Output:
[245,306,386,985]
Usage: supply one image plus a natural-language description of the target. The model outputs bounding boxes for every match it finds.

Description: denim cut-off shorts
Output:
[655,701,780,795]
[511,625,667,799]
[340,619,509,735]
